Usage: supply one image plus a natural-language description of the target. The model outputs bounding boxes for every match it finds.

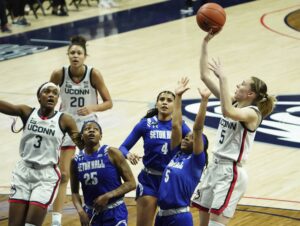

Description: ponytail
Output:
[143,108,158,118]
[250,76,276,118]
[256,94,276,118]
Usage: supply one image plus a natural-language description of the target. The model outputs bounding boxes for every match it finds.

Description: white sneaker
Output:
[51,222,61,226]
[180,7,193,15]
[99,0,111,8]
[108,0,118,7]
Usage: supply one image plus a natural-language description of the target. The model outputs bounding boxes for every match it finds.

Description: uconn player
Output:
[155,77,209,226]
[70,121,136,226]
[191,32,276,226]
[50,35,113,225]
[0,82,83,226]
[119,90,190,226]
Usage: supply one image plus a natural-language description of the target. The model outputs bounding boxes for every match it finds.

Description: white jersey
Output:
[59,65,98,121]
[19,108,65,166]
[213,106,260,163]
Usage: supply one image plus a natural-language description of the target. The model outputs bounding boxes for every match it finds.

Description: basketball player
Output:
[49,35,113,226]
[70,120,136,226]
[1,82,83,226]
[119,90,191,226]
[191,32,276,226]
[155,77,209,226]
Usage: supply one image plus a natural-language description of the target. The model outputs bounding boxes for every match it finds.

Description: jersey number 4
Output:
[161,143,168,155]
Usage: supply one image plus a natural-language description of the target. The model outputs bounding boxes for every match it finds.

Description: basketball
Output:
[196,3,226,33]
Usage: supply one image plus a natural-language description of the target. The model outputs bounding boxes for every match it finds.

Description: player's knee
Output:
[60,171,70,184]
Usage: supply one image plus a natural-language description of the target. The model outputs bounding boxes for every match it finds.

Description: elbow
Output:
[107,100,113,109]
[200,75,208,83]
[221,107,233,118]
[130,180,137,191]
[172,124,181,130]
[221,107,229,117]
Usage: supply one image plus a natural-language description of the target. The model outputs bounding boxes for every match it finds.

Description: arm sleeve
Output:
[119,119,145,157]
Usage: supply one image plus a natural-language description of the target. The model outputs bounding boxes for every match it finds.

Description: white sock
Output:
[208,220,225,226]
[25,224,37,226]
[52,212,62,223]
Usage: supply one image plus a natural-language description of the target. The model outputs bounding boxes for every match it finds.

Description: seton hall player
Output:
[70,121,136,226]
[0,82,83,226]
[49,35,112,226]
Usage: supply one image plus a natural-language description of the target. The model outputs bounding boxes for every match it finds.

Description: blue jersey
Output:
[73,145,123,206]
[119,116,190,172]
[157,149,206,210]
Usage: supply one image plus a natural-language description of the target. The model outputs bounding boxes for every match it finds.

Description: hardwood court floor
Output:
[0,196,300,226]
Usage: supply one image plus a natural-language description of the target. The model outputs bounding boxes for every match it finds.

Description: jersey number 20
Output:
[70,97,85,107]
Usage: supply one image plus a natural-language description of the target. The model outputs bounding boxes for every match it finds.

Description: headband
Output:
[39,82,60,95]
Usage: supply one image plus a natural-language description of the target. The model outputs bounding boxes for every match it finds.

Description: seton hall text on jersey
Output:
[168,159,184,169]
[65,88,90,95]
[78,159,105,172]
[150,130,171,139]
[220,118,237,130]
[27,124,55,136]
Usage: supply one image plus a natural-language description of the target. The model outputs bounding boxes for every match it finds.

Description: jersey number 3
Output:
[34,135,43,148]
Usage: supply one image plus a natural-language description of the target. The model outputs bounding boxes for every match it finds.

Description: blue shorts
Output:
[136,170,162,198]
[84,203,128,226]
[154,212,193,226]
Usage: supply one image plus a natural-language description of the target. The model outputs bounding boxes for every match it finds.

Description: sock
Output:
[25,224,36,226]
[208,220,225,226]
[52,212,62,224]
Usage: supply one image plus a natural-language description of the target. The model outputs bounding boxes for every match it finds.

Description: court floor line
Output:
[0,185,299,205]
[260,4,300,40]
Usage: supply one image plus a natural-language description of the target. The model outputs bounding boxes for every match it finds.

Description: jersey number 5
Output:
[219,129,226,144]
[164,169,170,183]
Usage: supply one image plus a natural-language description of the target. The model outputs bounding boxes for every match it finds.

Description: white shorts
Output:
[9,160,61,209]
[61,114,98,148]
[191,155,248,218]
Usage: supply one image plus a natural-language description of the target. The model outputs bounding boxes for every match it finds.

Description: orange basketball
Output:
[196,3,226,33]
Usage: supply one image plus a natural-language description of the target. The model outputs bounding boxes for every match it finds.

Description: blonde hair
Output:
[250,76,276,118]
